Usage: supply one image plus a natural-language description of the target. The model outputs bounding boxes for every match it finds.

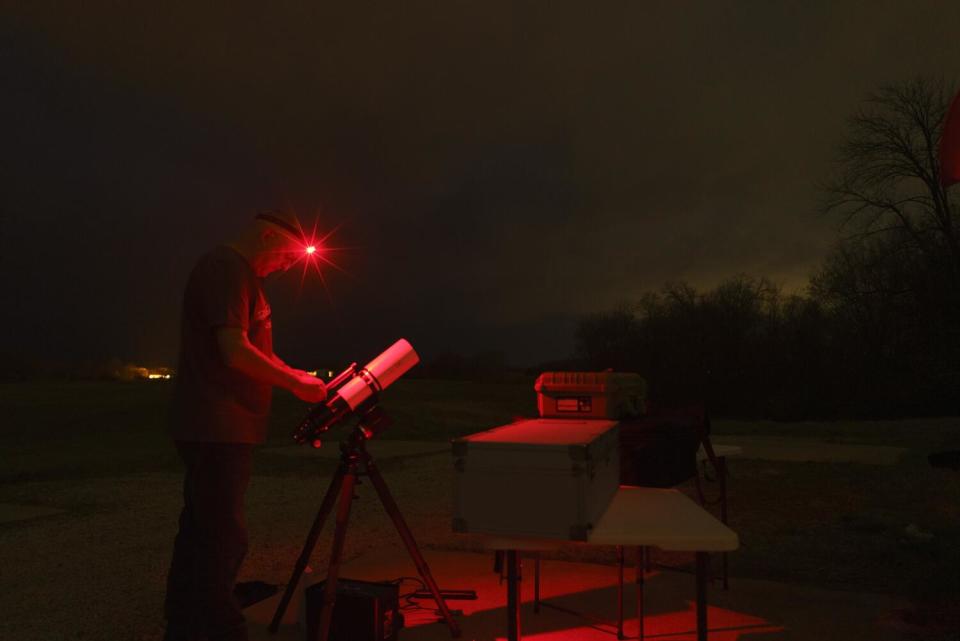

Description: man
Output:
[164,212,328,641]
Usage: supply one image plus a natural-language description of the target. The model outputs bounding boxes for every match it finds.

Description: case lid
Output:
[535,371,646,394]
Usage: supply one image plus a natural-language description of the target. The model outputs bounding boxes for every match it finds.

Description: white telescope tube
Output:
[336,339,419,410]
[293,339,421,445]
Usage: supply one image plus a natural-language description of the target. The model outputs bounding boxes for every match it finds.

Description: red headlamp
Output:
[255,213,317,255]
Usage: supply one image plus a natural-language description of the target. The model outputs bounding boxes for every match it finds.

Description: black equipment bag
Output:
[304,578,403,641]
[619,404,712,488]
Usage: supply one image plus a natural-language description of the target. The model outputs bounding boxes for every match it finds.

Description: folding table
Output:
[480,485,739,641]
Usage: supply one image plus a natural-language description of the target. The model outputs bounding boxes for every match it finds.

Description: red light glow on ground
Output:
[394,559,783,641]
[505,603,782,641]
[243,551,786,641]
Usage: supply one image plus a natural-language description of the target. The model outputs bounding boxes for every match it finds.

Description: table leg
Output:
[534,553,540,614]
[636,546,645,641]
[507,550,521,641]
[719,456,729,591]
[617,545,624,639]
[696,552,707,641]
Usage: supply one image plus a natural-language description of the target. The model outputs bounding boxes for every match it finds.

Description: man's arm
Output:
[216,327,327,403]
[269,352,295,371]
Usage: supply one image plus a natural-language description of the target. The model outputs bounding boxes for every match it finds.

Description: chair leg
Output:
[694,472,706,506]
[719,456,729,591]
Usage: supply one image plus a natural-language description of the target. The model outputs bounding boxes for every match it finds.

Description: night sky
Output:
[3,3,959,369]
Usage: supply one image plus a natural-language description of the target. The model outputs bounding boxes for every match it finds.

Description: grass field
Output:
[2,379,959,640]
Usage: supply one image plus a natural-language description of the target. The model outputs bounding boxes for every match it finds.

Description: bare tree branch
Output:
[821,76,960,271]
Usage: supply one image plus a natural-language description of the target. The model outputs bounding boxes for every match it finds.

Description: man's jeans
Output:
[164,441,253,641]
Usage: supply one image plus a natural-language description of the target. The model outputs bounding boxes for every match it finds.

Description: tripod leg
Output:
[312,465,359,641]
[269,462,347,633]
[363,454,462,638]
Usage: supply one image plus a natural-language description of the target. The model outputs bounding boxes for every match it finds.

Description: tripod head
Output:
[293,339,419,448]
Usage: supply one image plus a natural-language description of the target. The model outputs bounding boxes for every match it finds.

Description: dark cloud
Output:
[2,2,959,366]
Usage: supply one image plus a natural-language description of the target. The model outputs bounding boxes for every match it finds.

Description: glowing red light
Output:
[279,215,350,304]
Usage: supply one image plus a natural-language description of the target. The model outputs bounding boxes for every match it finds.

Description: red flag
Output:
[940,88,960,187]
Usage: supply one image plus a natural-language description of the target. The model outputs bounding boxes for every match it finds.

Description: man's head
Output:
[235,211,314,276]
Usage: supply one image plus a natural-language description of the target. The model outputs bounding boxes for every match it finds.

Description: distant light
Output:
[305,245,317,255]
[147,374,163,380]
[307,370,318,377]
[327,370,334,378]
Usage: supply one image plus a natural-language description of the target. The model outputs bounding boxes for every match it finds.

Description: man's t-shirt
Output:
[170,246,273,444]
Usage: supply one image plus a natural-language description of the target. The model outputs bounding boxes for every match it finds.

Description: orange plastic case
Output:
[535,371,646,419]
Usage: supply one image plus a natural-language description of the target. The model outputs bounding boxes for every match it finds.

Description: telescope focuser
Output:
[293,362,357,447]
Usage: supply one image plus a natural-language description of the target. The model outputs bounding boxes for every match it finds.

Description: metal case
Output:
[452,418,620,541]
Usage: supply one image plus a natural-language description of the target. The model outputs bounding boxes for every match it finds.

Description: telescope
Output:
[273,337,462,641]
[293,339,419,447]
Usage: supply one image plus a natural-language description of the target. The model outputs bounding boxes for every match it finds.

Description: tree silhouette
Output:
[820,76,958,269]
[814,76,960,415]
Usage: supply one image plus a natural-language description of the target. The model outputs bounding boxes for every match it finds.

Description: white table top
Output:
[477,485,739,552]
[589,486,738,550]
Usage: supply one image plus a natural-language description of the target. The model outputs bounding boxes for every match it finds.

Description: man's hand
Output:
[290,370,328,404]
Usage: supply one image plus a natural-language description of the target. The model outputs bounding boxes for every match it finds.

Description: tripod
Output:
[269,408,462,641]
